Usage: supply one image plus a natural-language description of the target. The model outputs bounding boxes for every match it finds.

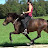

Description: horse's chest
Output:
[14,22,21,30]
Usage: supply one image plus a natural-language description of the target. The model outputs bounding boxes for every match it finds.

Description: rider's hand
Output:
[23,12,25,14]
[21,14,23,16]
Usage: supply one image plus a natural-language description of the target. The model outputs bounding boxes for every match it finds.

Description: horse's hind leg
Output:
[44,26,48,33]
[31,29,41,44]
[44,29,48,33]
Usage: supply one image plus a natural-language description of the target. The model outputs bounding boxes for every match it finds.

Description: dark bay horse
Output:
[3,13,48,44]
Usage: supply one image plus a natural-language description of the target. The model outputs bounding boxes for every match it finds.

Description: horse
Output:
[3,13,48,45]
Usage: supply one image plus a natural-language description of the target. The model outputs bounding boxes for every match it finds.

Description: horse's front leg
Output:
[23,34,31,41]
[9,31,19,42]
[23,33,32,45]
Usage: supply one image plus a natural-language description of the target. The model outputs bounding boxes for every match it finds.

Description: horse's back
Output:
[27,18,47,32]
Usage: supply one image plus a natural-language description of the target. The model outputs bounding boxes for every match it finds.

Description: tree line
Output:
[0,0,48,18]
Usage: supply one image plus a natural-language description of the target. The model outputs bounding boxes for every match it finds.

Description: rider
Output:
[21,0,33,33]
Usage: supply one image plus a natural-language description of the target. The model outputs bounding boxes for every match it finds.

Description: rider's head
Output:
[27,0,33,6]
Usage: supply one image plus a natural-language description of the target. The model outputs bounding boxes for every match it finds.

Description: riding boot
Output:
[22,21,27,34]
[24,28,27,32]
[23,29,27,34]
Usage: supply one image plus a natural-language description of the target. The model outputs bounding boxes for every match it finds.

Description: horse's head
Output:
[3,13,19,26]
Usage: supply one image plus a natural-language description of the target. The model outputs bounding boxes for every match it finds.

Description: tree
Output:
[0,0,48,18]
[33,2,39,16]
[20,0,26,4]
[6,0,19,4]
[34,0,36,2]
[45,1,48,15]
[37,0,44,2]
[37,6,46,16]
[0,4,7,18]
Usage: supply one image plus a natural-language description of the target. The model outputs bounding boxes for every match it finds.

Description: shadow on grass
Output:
[0,42,48,47]
[0,42,28,47]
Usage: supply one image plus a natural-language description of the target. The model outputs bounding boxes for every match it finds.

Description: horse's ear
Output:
[14,13,18,16]
[14,13,16,15]
[12,13,16,19]
[8,13,10,15]
[7,13,12,17]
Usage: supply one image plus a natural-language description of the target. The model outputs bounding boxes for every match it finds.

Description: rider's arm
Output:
[24,4,32,14]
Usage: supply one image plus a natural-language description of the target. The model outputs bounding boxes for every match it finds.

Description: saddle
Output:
[26,19,31,27]
[25,17,33,28]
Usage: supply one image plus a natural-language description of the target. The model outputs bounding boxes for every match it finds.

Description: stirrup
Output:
[24,29,27,32]
[22,29,28,34]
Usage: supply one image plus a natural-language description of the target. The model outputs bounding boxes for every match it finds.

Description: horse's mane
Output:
[8,13,20,19]
[8,13,24,20]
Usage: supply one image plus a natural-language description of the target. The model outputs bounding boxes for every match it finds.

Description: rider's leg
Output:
[21,16,31,34]
[21,16,31,29]
[23,16,31,33]
[21,19,27,34]
[21,19,27,29]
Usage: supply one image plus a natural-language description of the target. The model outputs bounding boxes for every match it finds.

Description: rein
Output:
[13,18,19,24]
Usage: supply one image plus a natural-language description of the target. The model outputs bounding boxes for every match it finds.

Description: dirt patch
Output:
[14,44,48,48]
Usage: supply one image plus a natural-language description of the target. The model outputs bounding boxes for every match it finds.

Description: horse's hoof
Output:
[30,42,34,45]
[30,41,34,45]
[26,43,30,45]
[10,40,13,43]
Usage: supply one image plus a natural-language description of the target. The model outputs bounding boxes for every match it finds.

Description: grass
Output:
[0,16,48,46]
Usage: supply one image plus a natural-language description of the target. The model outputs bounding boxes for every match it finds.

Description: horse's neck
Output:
[11,20,15,24]
[12,18,19,24]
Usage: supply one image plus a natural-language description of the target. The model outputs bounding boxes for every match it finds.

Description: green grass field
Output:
[0,16,48,46]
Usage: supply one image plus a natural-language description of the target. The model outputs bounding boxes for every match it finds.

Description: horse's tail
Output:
[47,20,48,22]
[44,20,48,33]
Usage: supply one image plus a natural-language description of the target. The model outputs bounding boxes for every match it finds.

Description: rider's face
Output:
[27,2,29,5]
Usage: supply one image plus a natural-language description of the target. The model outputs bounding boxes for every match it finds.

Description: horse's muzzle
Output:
[3,22,6,26]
